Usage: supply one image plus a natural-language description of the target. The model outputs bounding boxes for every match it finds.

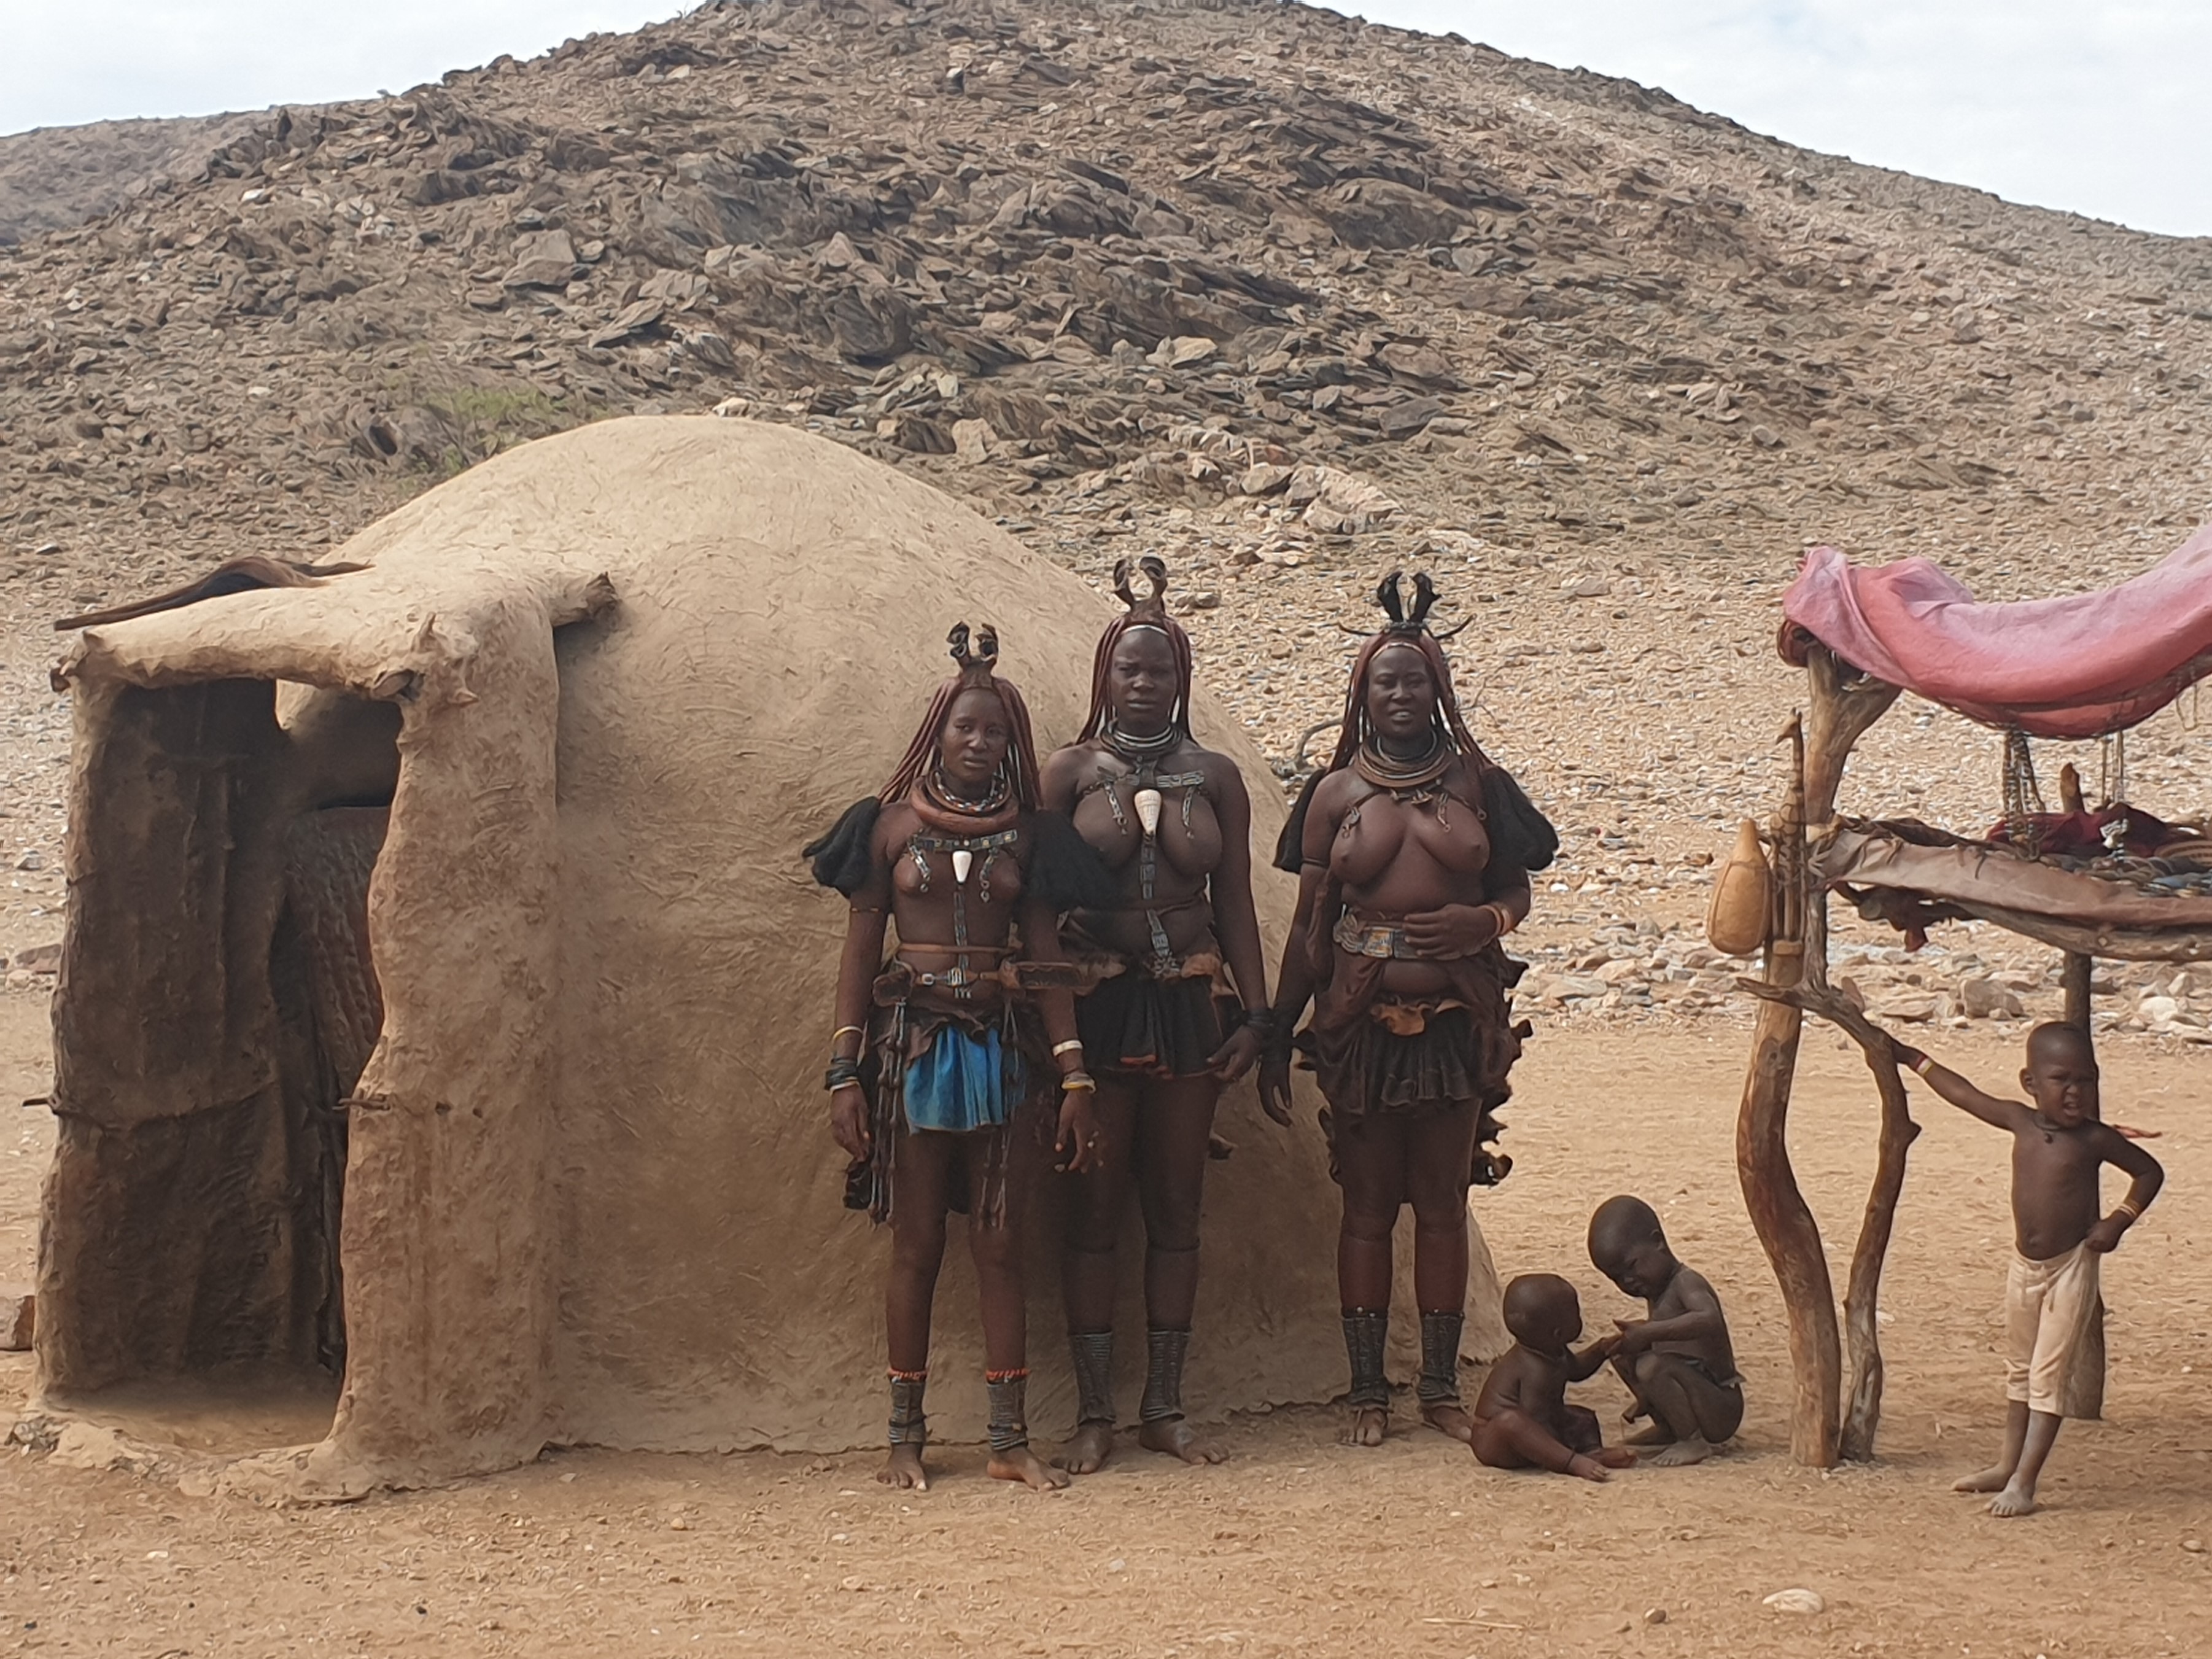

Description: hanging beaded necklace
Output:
[906,767,1020,1000]
[1088,717,1208,973]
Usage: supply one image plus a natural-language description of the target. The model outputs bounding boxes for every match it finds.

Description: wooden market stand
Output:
[1737,639,2212,1467]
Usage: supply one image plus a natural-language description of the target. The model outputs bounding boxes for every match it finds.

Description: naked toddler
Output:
[1893,1023,2162,1517]
[1588,1194,1743,1465]
[1471,1273,1637,1482]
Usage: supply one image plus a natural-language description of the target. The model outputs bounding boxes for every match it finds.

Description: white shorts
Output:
[2004,1244,2099,1416]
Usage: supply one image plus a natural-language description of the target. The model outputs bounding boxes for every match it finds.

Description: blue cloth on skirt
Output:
[903,1022,1026,1133]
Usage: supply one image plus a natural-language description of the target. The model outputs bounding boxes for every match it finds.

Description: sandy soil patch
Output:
[1,993,2206,1655]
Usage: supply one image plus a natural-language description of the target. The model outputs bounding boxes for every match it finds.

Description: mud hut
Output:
[37,415,1507,1494]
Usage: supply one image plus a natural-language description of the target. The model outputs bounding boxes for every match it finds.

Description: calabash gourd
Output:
[1705,817,1773,957]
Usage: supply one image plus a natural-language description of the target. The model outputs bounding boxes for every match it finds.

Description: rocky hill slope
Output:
[0,112,263,246]
[4,0,2212,1033]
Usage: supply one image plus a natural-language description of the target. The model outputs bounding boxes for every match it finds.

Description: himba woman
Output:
[807,623,1108,1491]
[1040,558,1272,1472]
[1259,572,1558,1448]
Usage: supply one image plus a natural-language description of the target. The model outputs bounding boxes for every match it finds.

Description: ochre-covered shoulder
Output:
[1038,740,1097,808]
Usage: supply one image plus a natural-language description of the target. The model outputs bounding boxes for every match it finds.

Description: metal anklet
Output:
[888,1369,928,1449]
[1070,1331,1116,1428]
[985,1368,1031,1454]
[1141,1326,1193,1424]
[1342,1309,1390,1411]
[1417,1311,1464,1406]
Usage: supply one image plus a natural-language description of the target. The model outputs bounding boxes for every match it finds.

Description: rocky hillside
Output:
[4,0,2212,1033]
[0,113,264,246]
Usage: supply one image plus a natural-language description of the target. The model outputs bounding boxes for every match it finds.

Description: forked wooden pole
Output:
[1742,978,1922,1460]
[1735,645,1901,1467]
[2062,952,2094,1031]
[1736,717,1839,1466]
[2058,947,2106,1419]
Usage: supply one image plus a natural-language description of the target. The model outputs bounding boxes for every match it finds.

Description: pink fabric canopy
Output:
[1781,527,2212,739]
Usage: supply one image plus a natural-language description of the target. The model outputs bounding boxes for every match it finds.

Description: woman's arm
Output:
[1018,887,1099,1173]
[1402,857,1528,960]
[1485,861,1532,931]
[1205,758,1272,1081]
[1258,780,1341,1124]
[826,830,895,1160]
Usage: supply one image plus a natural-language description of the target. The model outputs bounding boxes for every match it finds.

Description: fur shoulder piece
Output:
[802,797,882,897]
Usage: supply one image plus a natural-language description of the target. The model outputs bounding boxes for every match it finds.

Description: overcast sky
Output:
[4,1,2206,239]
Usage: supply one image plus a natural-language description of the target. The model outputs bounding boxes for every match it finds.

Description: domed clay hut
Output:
[38,416,1504,1493]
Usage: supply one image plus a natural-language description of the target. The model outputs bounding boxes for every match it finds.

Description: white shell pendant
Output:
[951,848,974,885]
[1133,788,1164,838]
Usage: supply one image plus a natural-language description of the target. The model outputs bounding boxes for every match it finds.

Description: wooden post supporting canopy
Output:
[2058,946,2107,1420]
[1734,645,1901,1466]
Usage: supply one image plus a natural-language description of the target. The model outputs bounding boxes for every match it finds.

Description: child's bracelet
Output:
[1910,1054,1935,1078]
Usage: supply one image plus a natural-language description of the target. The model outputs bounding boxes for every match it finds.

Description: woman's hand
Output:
[831,1084,871,1160]
[1057,1089,1102,1175]
[1401,903,1503,960]
[1258,1052,1295,1126]
[1207,1024,1264,1084]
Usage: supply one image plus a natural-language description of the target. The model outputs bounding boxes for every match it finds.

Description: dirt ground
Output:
[1,990,2208,1657]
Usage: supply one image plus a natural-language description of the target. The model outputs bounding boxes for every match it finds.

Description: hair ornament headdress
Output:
[948,620,1001,683]
[1112,555,1173,629]
[1346,569,1472,640]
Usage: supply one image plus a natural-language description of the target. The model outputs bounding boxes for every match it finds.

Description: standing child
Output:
[1588,1195,1743,1465]
[1892,1023,2163,1517]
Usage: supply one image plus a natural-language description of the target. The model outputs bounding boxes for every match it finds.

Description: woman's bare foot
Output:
[1421,1401,1475,1444]
[1340,1405,1389,1447]
[1952,1464,2016,1494]
[1139,1418,1227,1464]
[1054,1423,1115,1475]
[1987,1481,2038,1517]
[987,1445,1071,1491]
[1566,1451,1612,1483]
[878,1445,929,1491]
[1596,1445,1638,1468]
[1648,1437,1713,1467]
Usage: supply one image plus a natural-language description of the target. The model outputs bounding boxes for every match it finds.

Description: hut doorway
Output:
[39,678,398,1454]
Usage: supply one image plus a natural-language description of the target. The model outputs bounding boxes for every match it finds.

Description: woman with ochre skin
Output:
[1260,573,1558,1450]
[1039,558,1271,1472]
[806,623,1103,1493]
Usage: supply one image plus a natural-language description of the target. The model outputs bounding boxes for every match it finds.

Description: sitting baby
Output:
[1471,1273,1637,1482]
